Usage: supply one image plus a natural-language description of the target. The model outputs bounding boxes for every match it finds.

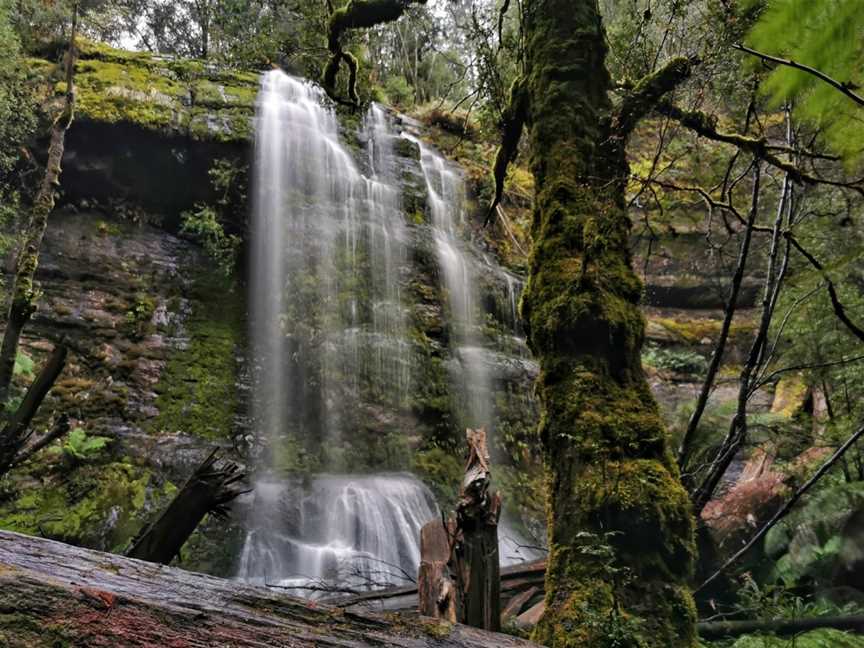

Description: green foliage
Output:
[12,351,34,381]
[181,158,245,274]
[181,204,241,273]
[642,343,708,375]
[381,74,414,108]
[0,0,38,254]
[720,629,864,648]
[124,292,156,337]
[745,0,864,166]
[765,480,864,588]
[57,427,111,462]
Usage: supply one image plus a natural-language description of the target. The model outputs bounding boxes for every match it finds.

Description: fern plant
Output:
[59,427,111,462]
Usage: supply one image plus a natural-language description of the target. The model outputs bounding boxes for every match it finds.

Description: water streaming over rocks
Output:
[239,70,540,595]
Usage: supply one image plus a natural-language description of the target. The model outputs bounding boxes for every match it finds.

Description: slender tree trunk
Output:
[520,2,697,646]
[0,6,78,406]
[0,343,67,476]
[677,171,760,471]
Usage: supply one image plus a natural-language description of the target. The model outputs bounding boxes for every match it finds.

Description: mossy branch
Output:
[613,56,696,137]
[484,76,528,227]
[657,101,864,196]
[323,0,427,106]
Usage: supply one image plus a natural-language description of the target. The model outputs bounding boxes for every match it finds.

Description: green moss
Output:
[519,1,697,645]
[39,38,257,141]
[150,273,242,440]
[0,460,169,551]
[412,447,462,510]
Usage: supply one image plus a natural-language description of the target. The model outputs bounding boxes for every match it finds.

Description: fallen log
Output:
[0,530,542,647]
[697,615,864,640]
[331,559,547,614]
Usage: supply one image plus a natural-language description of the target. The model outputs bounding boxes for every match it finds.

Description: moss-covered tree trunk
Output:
[519,2,697,646]
[0,7,78,406]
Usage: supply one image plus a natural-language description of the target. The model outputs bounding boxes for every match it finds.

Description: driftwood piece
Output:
[0,343,68,475]
[418,518,458,622]
[126,449,247,564]
[452,428,502,632]
[0,530,542,647]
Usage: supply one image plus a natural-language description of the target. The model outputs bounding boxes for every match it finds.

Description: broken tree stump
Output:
[452,427,502,632]
[126,448,247,564]
[0,530,542,647]
[418,517,458,622]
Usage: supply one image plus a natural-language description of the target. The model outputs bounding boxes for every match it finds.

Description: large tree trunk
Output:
[0,6,78,405]
[520,2,697,646]
[0,530,541,648]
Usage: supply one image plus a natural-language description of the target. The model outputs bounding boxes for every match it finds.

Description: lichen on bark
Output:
[516,1,697,646]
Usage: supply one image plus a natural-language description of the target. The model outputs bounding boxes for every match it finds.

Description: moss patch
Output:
[150,272,243,440]
[0,460,173,552]
[40,38,258,141]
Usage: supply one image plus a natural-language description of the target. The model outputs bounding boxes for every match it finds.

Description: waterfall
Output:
[406,135,492,430]
[240,70,538,596]
[237,473,438,594]
[243,71,431,593]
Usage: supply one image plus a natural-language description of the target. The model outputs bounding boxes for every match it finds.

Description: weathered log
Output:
[0,343,68,475]
[501,586,539,625]
[697,615,864,640]
[0,530,542,647]
[418,518,458,622]
[126,448,247,564]
[452,428,501,632]
[336,559,546,614]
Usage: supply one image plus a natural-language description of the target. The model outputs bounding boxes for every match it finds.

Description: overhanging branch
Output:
[734,43,864,108]
[656,102,864,196]
[323,0,428,105]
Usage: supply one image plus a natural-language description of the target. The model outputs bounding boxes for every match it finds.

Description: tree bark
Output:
[0,6,78,406]
[519,2,697,646]
[418,518,458,622]
[0,343,68,476]
[126,449,247,565]
[451,428,501,632]
[0,530,541,648]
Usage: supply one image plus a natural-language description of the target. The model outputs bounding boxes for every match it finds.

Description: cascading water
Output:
[406,135,492,430]
[240,70,539,596]
[237,474,438,594]
[242,71,432,593]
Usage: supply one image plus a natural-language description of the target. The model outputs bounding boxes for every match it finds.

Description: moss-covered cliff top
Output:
[32,39,260,143]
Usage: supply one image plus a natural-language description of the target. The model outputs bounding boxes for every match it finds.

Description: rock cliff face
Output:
[0,43,542,574]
